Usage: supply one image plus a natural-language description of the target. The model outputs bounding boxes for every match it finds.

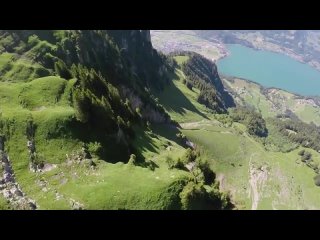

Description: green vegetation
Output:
[230,107,268,137]
[155,69,212,123]
[0,196,12,210]
[267,118,320,152]
[3,30,320,210]
[0,30,233,210]
[171,52,235,113]
[223,76,320,126]
[179,181,230,210]
[156,67,320,209]
[314,175,320,187]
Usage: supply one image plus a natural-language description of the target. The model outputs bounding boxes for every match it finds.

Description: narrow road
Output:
[248,153,268,210]
[249,154,259,210]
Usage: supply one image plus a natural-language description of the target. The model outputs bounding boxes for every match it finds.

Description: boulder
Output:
[3,189,12,198]
[14,189,23,197]
[3,172,13,182]
[4,164,12,174]
[28,202,37,210]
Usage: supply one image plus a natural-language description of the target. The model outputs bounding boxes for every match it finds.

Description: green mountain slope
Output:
[0,30,230,210]
[2,30,320,210]
[157,54,320,209]
[223,76,320,125]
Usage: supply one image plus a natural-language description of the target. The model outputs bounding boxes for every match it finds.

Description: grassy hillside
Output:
[12,126,190,210]
[0,73,193,209]
[223,77,320,125]
[182,121,320,209]
[0,31,232,210]
[156,56,320,209]
[2,31,320,210]
[156,69,212,123]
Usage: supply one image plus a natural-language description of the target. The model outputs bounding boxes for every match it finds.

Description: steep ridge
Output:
[170,51,235,113]
[0,30,233,210]
[4,30,320,210]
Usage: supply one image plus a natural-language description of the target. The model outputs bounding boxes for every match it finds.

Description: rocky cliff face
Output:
[0,30,167,88]
[106,30,169,90]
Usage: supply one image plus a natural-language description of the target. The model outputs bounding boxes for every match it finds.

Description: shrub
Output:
[33,153,45,168]
[145,160,158,171]
[301,151,312,162]
[88,141,102,157]
[197,159,215,185]
[72,89,91,123]
[186,82,193,90]
[166,156,184,170]
[54,59,72,79]
[207,184,233,210]
[298,149,305,156]
[309,162,319,172]
[176,132,187,144]
[128,154,136,165]
[230,107,268,137]
[314,174,320,187]
[192,168,205,184]
[35,66,50,78]
[182,148,197,164]
[220,192,232,209]
[27,35,40,49]
[179,181,206,210]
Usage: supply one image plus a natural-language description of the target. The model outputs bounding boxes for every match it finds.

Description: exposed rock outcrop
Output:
[0,150,37,210]
[120,86,170,123]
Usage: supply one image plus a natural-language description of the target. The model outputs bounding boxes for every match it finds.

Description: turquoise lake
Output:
[217,44,320,96]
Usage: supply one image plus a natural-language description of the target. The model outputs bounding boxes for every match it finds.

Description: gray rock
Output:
[3,189,12,198]
[14,189,23,197]
[28,202,37,210]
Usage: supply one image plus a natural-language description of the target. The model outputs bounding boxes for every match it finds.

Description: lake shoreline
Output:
[217,44,320,97]
[222,75,320,107]
[221,42,320,73]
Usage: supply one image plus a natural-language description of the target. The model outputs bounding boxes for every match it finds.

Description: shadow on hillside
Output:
[151,123,185,148]
[133,129,158,154]
[67,120,132,163]
[160,71,209,120]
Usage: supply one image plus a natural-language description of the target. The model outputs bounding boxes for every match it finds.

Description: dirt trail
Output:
[180,120,208,129]
[248,154,268,210]
[180,119,221,129]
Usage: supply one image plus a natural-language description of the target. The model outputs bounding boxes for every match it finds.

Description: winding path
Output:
[248,153,268,210]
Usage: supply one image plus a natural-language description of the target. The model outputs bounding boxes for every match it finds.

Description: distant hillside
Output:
[151,30,320,71]
[155,52,320,210]
[195,30,320,71]
[150,30,226,61]
[223,76,320,126]
[170,51,235,113]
